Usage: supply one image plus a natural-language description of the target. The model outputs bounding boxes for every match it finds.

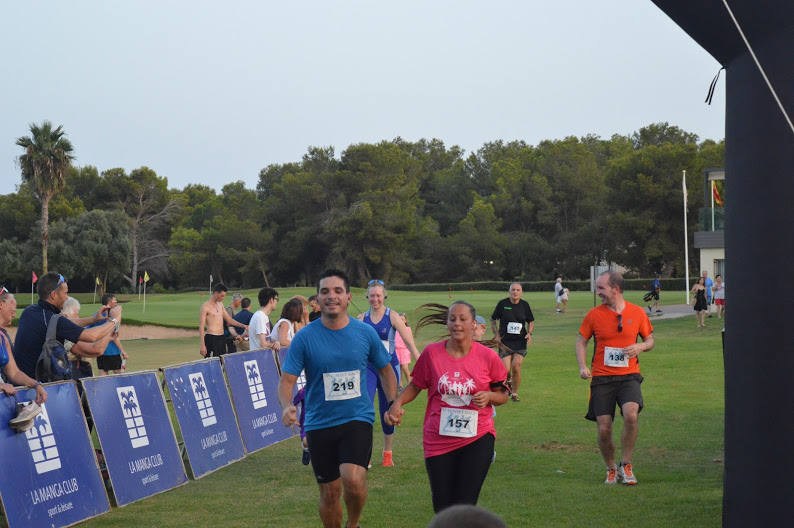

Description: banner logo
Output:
[189,372,217,427]
[117,386,149,448]
[243,360,268,409]
[25,404,61,474]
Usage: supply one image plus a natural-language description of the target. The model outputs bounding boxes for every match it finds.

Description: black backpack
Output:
[35,314,72,382]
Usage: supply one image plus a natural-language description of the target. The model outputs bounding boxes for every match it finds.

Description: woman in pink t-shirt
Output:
[385,301,509,513]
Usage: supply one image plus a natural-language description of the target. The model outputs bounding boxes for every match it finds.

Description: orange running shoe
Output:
[618,462,637,485]
[605,466,618,485]
[381,450,394,467]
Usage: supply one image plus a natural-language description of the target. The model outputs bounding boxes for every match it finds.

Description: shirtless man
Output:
[200,283,248,358]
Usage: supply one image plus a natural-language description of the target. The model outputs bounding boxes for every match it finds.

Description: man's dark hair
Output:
[240,297,251,309]
[318,269,349,292]
[212,283,228,294]
[38,272,63,300]
[101,293,116,306]
[308,294,318,303]
[601,270,625,293]
[258,287,278,307]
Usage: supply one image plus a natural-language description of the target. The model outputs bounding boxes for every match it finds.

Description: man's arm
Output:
[624,333,654,358]
[278,373,299,426]
[490,320,500,342]
[71,333,113,358]
[199,304,208,356]
[390,310,421,360]
[526,320,535,344]
[221,308,246,329]
[575,334,591,379]
[72,304,111,327]
[77,320,115,343]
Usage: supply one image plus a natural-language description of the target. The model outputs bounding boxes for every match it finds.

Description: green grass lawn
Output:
[69,289,723,527]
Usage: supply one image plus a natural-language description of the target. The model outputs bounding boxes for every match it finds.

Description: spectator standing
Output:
[308,295,322,322]
[702,270,714,317]
[199,284,247,358]
[88,293,127,374]
[248,287,280,352]
[0,290,47,404]
[14,272,118,379]
[224,293,244,354]
[713,275,726,319]
[691,277,709,327]
[233,297,254,351]
[555,278,569,313]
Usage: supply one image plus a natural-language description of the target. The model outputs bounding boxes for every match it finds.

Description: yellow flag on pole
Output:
[95,277,101,286]
[144,271,150,282]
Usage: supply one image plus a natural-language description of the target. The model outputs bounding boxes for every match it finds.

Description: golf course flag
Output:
[143,271,149,312]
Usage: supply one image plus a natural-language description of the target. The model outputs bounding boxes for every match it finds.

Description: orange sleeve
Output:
[579,310,594,340]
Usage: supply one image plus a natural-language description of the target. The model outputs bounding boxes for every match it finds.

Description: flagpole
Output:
[711,180,715,231]
[93,278,97,305]
[31,274,34,306]
[683,170,690,304]
[143,272,147,313]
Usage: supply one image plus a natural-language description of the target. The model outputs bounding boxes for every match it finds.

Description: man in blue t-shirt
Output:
[702,270,715,317]
[232,297,254,351]
[278,269,396,528]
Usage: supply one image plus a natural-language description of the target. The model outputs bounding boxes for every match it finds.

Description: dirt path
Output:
[5,325,198,341]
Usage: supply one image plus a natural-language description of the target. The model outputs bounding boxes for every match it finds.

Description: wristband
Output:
[387,400,395,408]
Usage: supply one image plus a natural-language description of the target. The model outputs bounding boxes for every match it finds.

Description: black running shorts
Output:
[204,334,227,357]
[97,354,122,372]
[586,374,644,421]
[306,420,373,483]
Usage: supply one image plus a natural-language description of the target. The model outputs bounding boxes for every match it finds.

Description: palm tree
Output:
[16,121,75,273]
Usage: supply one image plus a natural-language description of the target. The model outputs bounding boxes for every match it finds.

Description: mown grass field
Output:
[61,289,723,527]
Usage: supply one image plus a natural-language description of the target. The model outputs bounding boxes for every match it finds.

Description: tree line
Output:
[0,121,724,293]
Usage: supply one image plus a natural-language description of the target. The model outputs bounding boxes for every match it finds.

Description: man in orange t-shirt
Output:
[576,271,654,486]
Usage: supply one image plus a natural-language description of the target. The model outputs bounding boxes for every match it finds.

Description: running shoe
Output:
[9,401,41,432]
[511,393,520,402]
[618,462,637,485]
[301,448,311,466]
[381,450,394,467]
[647,305,652,313]
[605,466,618,485]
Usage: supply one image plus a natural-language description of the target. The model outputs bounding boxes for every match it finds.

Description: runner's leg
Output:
[451,433,495,506]
[511,354,524,395]
[340,463,367,528]
[596,415,616,467]
[318,479,343,528]
[619,402,639,463]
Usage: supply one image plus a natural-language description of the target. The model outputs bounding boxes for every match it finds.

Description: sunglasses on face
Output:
[368,279,385,287]
[617,314,623,333]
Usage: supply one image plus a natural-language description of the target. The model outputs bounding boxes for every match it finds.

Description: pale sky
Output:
[1,1,725,196]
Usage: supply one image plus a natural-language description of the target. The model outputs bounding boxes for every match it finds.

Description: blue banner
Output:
[81,372,187,506]
[0,381,109,528]
[161,359,245,479]
[222,349,295,453]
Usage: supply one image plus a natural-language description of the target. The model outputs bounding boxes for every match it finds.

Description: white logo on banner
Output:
[243,360,268,409]
[117,386,149,448]
[26,404,61,474]
[189,372,217,427]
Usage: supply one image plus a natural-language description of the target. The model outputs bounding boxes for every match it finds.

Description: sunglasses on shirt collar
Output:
[617,314,623,333]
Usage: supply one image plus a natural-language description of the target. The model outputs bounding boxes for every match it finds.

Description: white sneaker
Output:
[9,402,41,432]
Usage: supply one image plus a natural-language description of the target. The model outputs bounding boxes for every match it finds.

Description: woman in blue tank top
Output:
[358,280,420,467]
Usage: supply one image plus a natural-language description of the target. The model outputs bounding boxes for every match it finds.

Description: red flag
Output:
[712,182,724,207]
[32,271,38,284]
[139,276,143,284]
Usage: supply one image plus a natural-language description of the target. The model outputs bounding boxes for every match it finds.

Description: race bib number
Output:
[323,370,361,401]
[439,407,478,438]
[604,346,629,368]
[507,322,522,335]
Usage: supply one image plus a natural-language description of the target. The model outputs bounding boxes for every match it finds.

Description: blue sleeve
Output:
[281,332,305,377]
[57,316,84,343]
[367,326,390,370]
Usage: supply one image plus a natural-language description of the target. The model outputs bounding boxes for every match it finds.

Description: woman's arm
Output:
[384,382,421,426]
[3,350,47,403]
[277,322,292,347]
